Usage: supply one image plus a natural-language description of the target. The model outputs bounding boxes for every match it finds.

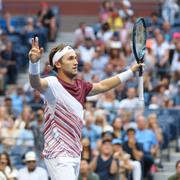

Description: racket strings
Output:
[135,22,146,60]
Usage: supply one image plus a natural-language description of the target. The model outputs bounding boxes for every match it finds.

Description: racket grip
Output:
[138,76,144,101]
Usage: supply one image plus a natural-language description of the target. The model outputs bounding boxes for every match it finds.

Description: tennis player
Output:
[28,37,143,180]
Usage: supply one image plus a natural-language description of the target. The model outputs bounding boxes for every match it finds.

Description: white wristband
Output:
[118,69,133,83]
[29,61,40,75]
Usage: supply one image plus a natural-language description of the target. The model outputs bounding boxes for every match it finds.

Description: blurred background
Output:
[0,0,180,180]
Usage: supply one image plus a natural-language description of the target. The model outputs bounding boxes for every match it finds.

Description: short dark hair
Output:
[127,127,136,133]
[49,44,67,72]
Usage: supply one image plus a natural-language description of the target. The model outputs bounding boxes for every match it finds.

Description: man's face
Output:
[137,116,146,130]
[101,141,113,155]
[26,160,36,172]
[127,130,135,140]
[56,51,78,78]
[127,88,136,99]
[80,160,89,175]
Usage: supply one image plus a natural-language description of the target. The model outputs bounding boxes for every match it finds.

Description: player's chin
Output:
[71,71,78,77]
[72,69,78,74]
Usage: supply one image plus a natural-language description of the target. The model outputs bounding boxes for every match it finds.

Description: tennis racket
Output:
[132,17,147,102]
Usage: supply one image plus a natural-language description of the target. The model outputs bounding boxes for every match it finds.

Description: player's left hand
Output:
[130,63,144,73]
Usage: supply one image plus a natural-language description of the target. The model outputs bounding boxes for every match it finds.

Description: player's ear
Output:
[54,61,61,69]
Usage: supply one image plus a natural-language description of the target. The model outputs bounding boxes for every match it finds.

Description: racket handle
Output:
[138,76,144,101]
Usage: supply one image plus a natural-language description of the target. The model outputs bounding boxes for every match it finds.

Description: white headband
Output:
[52,46,75,66]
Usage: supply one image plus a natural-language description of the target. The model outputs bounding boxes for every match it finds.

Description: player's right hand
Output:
[28,37,44,63]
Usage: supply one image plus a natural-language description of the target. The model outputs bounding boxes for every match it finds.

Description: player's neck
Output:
[57,71,75,84]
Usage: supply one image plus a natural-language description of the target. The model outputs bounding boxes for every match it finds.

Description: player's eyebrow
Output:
[68,55,77,59]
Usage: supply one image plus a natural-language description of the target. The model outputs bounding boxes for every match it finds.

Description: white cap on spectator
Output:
[103,125,113,133]
[25,151,37,162]
[126,123,137,132]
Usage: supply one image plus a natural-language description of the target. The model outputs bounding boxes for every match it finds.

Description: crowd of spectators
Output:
[0,2,59,93]
[0,0,180,180]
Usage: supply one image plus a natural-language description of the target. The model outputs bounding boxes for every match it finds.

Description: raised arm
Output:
[28,37,48,92]
[89,63,143,96]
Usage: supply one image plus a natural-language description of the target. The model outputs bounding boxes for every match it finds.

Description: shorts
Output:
[44,156,80,180]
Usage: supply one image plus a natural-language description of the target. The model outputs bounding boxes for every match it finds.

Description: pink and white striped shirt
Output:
[42,76,92,158]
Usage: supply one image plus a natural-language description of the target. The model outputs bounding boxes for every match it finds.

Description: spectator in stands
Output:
[10,85,26,116]
[161,0,179,25]
[3,97,18,117]
[0,54,7,95]
[120,110,136,132]
[91,44,108,78]
[114,83,126,101]
[156,83,169,107]
[118,0,134,20]
[147,113,163,145]
[82,115,101,150]
[123,126,146,175]
[119,87,141,111]
[148,12,162,37]
[0,156,7,180]
[23,17,35,34]
[152,32,170,78]
[168,160,180,180]
[74,22,95,47]
[2,12,16,34]
[123,126,143,161]
[0,152,18,180]
[82,62,95,81]
[136,115,158,156]
[123,43,134,67]
[1,41,17,84]
[148,95,160,109]
[101,63,115,80]
[78,37,95,64]
[96,22,113,43]
[30,109,44,156]
[78,159,100,180]
[90,139,118,180]
[172,80,180,107]
[0,106,7,130]
[113,138,142,180]
[15,106,32,129]
[169,70,180,95]
[112,117,125,139]
[143,73,154,104]
[28,90,44,111]
[37,2,57,41]
[135,115,157,176]
[96,90,120,123]
[108,39,125,71]
[162,21,174,42]
[81,138,92,163]
[16,121,34,148]
[18,151,48,180]
[170,40,180,72]
[0,115,19,149]
[144,39,157,73]
[99,0,115,23]
[94,109,107,131]
[41,61,55,77]
[95,125,114,153]
[107,10,123,31]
